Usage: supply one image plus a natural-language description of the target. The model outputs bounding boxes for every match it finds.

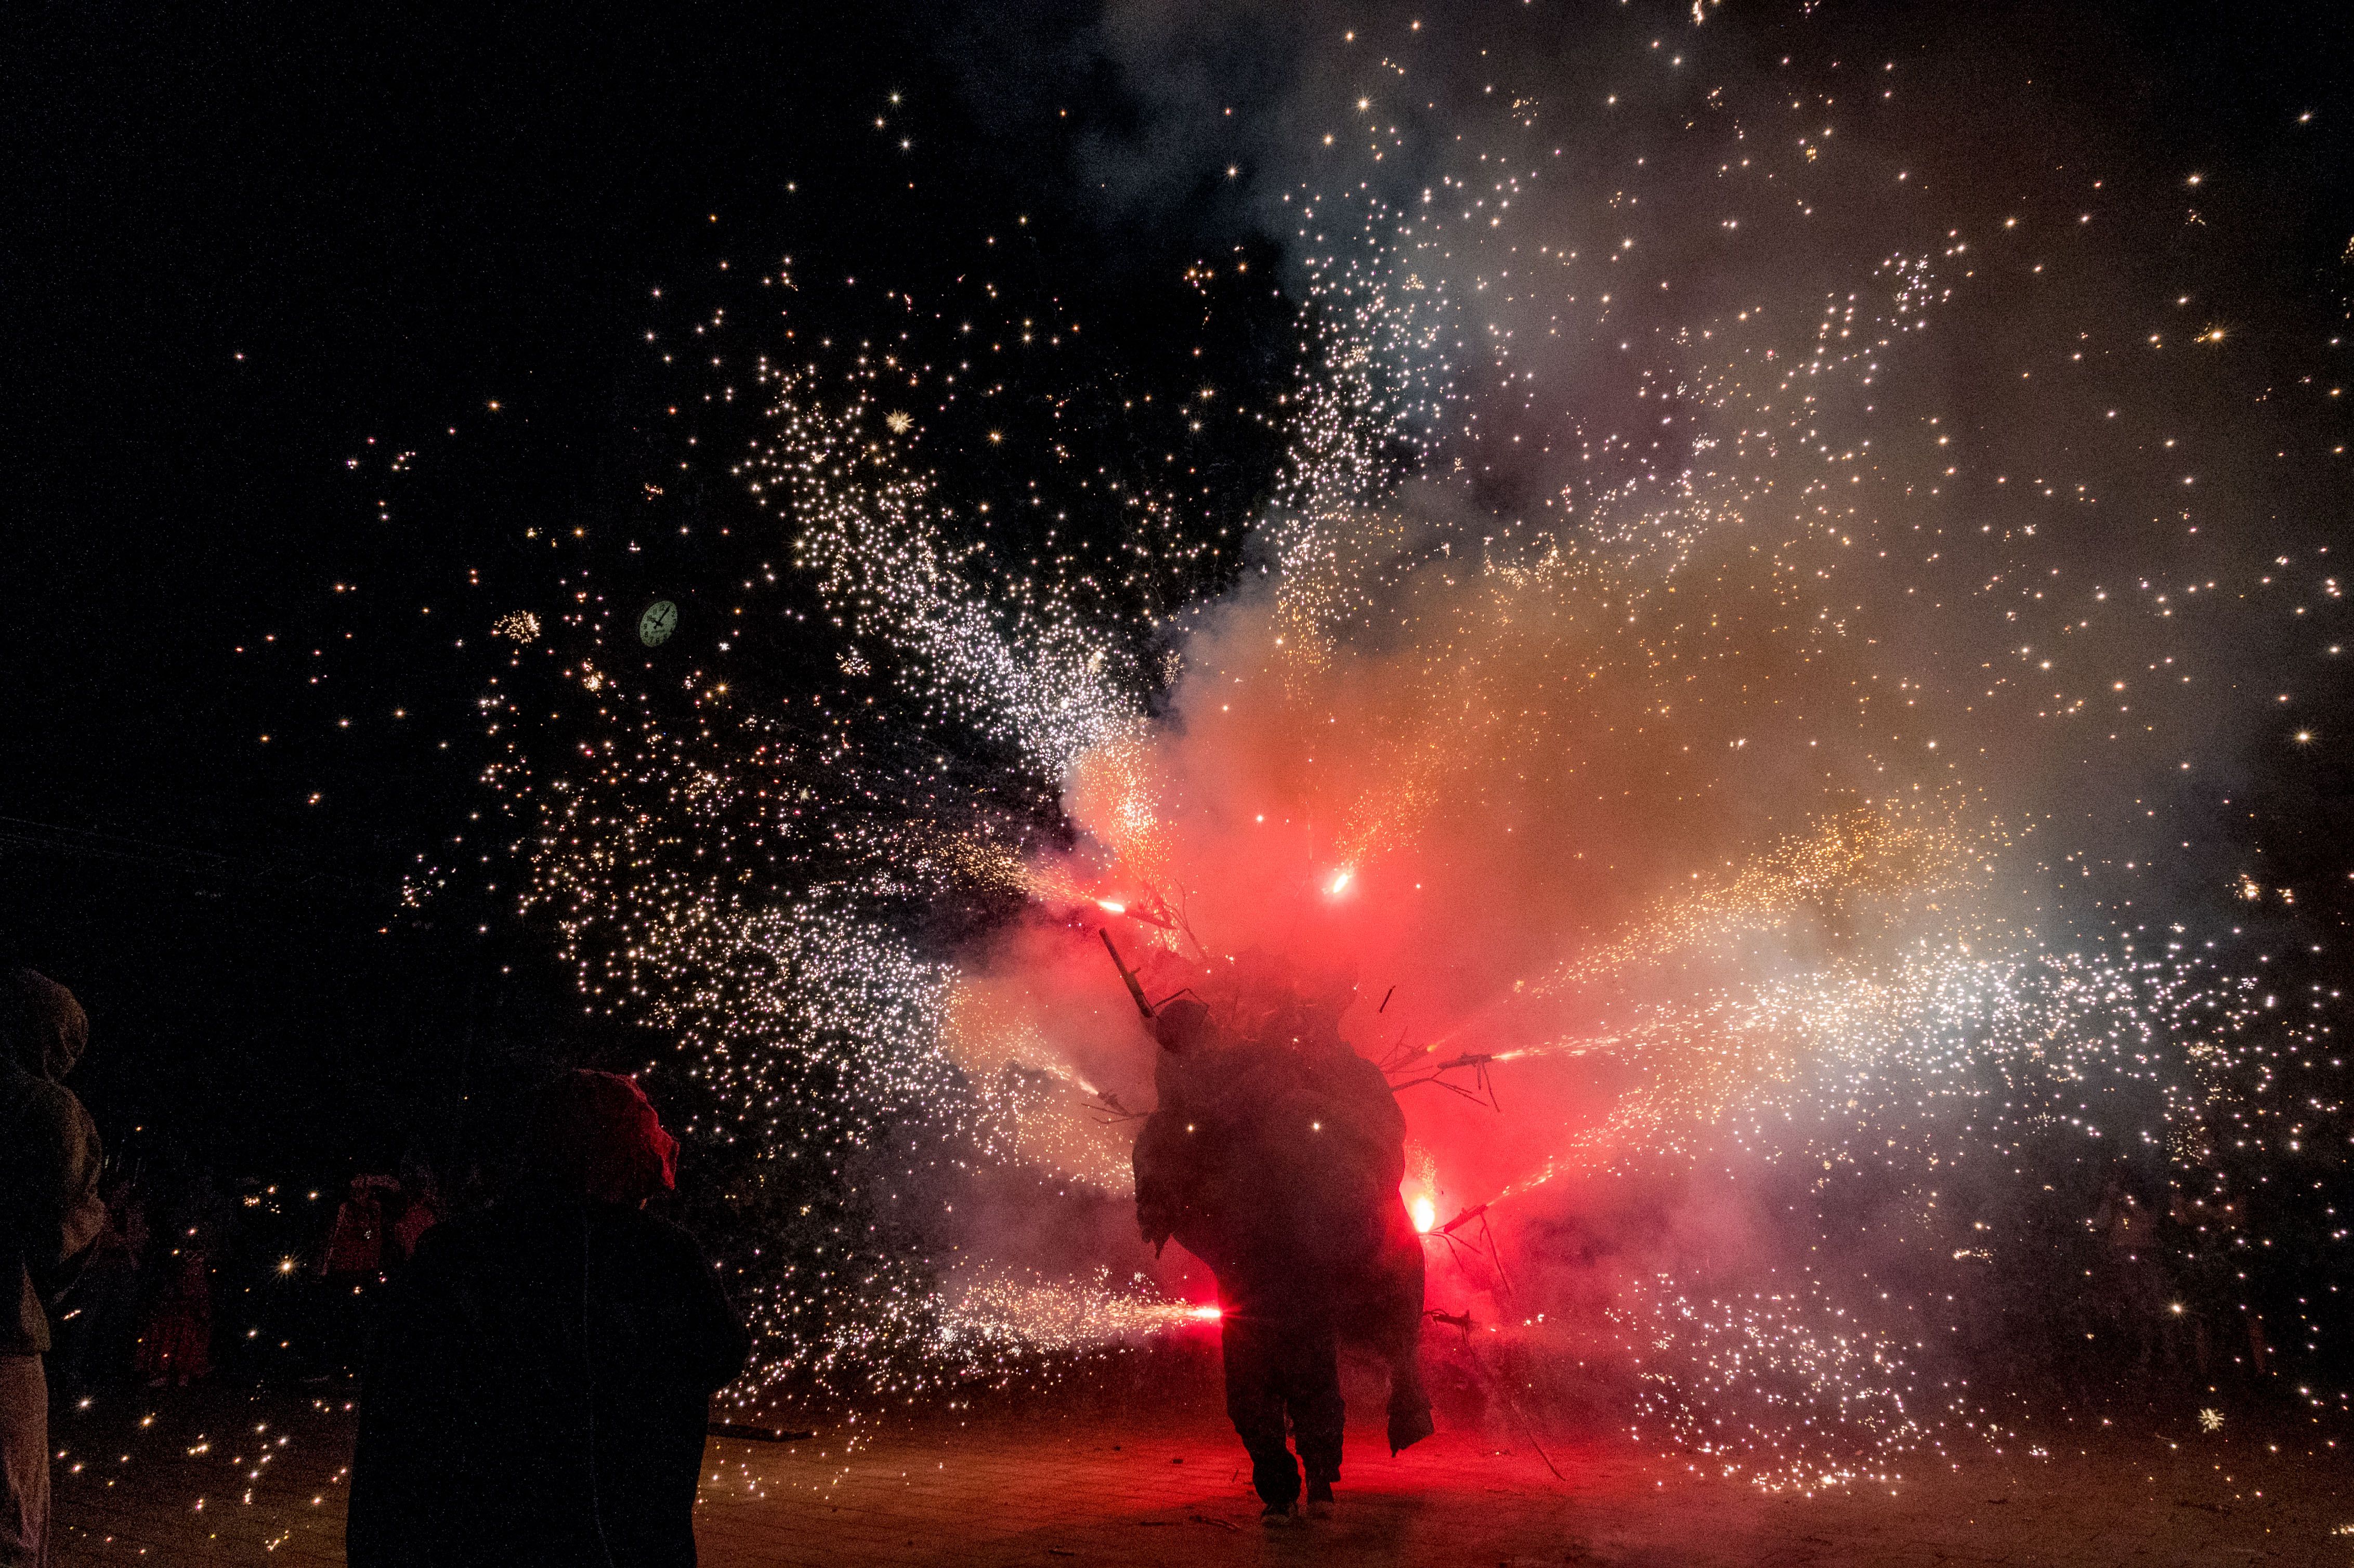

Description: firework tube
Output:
[1100,929,1155,1018]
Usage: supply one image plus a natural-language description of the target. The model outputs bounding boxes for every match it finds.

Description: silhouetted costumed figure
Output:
[348,1071,750,1567]
[1133,979,1431,1520]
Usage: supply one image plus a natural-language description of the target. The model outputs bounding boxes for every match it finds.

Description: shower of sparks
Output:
[490,610,541,643]
[356,7,2353,1487]
[940,1272,1222,1361]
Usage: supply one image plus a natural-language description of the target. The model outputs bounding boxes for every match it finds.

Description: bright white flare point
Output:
[1411,1195,1437,1234]
[1328,869,1354,896]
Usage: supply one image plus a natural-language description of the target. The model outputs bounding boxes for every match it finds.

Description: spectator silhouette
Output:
[388,1166,442,1266]
[131,1224,211,1387]
[348,1070,749,1567]
[322,1177,390,1280]
[53,1178,142,1398]
[0,969,106,1568]
[317,1174,393,1373]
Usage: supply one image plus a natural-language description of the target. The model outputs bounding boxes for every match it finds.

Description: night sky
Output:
[8,6,1130,1167]
[10,0,2354,1451]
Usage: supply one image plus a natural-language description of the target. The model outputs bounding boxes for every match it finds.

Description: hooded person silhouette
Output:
[1,969,107,1567]
[349,1071,749,1567]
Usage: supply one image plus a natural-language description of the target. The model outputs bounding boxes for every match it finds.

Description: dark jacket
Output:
[0,970,105,1355]
[346,1195,750,1567]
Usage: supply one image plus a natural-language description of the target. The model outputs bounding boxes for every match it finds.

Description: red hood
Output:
[525,1070,678,1206]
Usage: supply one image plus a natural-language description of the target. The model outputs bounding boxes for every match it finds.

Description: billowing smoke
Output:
[904,0,2341,1482]
[495,1,2344,1482]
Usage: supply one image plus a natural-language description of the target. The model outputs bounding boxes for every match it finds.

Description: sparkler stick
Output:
[1100,928,1155,1018]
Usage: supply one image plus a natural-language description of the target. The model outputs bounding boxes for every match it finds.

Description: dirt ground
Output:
[47,1382,2349,1566]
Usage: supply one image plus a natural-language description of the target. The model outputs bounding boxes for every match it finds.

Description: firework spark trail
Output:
[939,1272,1220,1357]
[1489,940,2208,1198]
[751,368,1143,777]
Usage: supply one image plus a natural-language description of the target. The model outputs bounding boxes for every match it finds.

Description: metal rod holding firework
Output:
[1422,1309,1565,1483]
[1165,886,1213,965]
[1100,928,1155,1018]
[1102,882,1211,963]
[1437,1202,1488,1236]
[1477,1209,1518,1305]
[1426,1204,1517,1303]
[1086,1089,1148,1126]
[1389,1052,1503,1111]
